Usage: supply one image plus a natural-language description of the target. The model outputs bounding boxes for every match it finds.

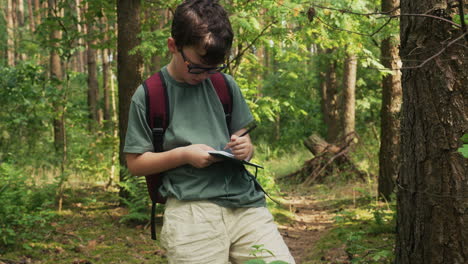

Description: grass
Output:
[0,187,167,264]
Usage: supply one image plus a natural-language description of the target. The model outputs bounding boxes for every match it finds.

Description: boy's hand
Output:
[225,134,253,161]
[183,144,220,168]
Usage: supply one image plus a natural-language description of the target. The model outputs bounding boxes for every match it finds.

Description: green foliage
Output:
[0,163,56,252]
[331,194,396,264]
[0,63,57,164]
[458,133,468,158]
[244,244,290,264]
[118,173,164,225]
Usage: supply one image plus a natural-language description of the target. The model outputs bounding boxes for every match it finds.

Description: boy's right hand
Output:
[183,144,220,168]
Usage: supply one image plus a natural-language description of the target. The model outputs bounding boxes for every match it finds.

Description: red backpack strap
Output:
[209,72,233,132]
[143,71,169,152]
[142,71,169,240]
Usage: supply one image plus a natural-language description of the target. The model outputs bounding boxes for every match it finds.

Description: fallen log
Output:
[282,133,367,185]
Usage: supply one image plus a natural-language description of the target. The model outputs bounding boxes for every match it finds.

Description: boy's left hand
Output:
[224,134,253,161]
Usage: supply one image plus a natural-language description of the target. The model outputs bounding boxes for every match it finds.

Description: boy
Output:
[124,1,295,263]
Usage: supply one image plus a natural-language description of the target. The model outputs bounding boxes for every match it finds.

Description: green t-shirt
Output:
[124,66,265,208]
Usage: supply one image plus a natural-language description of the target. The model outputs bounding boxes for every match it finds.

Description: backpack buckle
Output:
[152,127,164,137]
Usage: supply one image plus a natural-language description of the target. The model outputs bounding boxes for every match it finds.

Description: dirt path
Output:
[277,192,336,263]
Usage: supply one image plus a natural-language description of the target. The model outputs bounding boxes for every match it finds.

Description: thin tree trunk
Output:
[27,0,35,32]
[341,53,357,142]
[17,0,27,61]
[86,20,99,126]
[378,0,402,201]
[48,0,64,152]
[74,0,84,72]
[117,0,143,192]
[17,0,24,26]
[396,1,468,263]
[319,72,329,128]
[101,13,111,123]
[107,70,118,188]
[6,0,15,66]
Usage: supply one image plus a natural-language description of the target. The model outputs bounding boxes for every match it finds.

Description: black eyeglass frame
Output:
[179,49,227,74]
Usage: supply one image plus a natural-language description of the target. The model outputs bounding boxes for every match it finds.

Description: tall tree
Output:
[378,0,402,200]
[74,0,84,72]
[117,0,143,185]
[48,0,65,152]
[6,0,15,66]
[325,59,341,143]
[86,10,99,125]
[101,13,111,123]
[396,1,468,263]
[341,52,357,142]
[27,0,35,32]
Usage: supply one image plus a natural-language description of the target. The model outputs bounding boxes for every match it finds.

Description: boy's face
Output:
[168,38,226,85]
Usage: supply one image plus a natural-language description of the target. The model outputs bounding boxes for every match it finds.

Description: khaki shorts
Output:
[160,198,295,264]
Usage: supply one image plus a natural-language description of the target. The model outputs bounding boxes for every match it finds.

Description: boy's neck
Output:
[167,59,184,83]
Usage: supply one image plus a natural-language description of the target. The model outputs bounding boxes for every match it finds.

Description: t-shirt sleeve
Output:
[123,85,154,154]
[224,74,254,134]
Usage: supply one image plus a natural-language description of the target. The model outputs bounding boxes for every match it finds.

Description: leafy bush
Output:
[118,172,155,225]
[0,163,56,252]
[0,62,56,164]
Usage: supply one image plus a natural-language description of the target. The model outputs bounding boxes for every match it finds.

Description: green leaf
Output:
[461,133,468,144]
[458,144,468,158]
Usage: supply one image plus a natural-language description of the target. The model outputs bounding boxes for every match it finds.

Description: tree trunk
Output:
[341,53,357,142]
[86,20,99,126]
[325,60,340,143]
[74,0,84,73]
[48,0,64,152]
[319,71,328,128]
[378,0,402,201]
[17,0,24,26]
[6,0,15,66]
[117,0,143,187]
[101,13,111,123]
[27,0,35,32]
[396,1,468,263]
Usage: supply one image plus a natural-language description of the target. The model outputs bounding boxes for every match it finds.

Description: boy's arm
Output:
[126,144,220,176]
[225,128,254,161]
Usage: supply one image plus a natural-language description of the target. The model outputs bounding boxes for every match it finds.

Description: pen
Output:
[239,124,257,137]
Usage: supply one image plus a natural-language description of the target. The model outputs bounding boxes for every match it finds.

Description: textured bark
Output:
[341,53,357,142]
[396,1,468,263]
[117,0,143,182]
[48,0,64,152]
[378,0,402,201]
[325,60,340,143]
[6,0,15,66]
[86,21,99,125]
[74,0,84,72]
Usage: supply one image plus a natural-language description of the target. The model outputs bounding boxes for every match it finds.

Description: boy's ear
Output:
[167,37,178,54]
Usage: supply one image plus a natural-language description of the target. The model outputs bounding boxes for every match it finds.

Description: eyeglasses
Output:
[180,49,227,74]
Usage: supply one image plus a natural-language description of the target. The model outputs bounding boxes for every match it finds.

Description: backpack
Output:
[142,71,233,240]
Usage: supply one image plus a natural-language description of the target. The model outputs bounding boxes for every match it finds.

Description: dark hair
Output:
[171,0,233,65]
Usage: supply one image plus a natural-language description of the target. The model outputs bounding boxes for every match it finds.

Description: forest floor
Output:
[0,182,387,264]
[278,191,339,263]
